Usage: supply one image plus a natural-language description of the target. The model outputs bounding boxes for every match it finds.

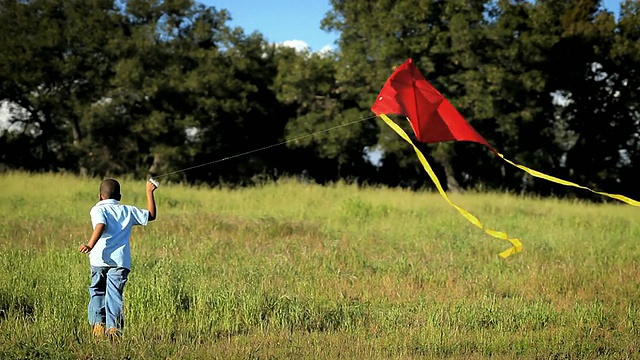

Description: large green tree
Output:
[551,0,640,198]
[272,47,378,183]
[322,0,504,190]
[2,0,638,195]
[81,0,235,178]
[1,0,297,184]
[0,0,123,172]
[323,0,640,197]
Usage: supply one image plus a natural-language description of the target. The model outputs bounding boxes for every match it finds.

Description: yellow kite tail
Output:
[493,152,640,207]
[379,114,522,258]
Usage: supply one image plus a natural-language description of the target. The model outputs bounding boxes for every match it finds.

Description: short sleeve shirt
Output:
[89,199,149,269]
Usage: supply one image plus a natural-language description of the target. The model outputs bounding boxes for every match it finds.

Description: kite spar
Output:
[371,59,640,258]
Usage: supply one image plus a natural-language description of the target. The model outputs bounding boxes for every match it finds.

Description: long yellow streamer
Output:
[380,114,523,258]
[495,153,640,207]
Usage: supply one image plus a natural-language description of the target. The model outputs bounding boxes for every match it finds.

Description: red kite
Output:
[372,58,639,258]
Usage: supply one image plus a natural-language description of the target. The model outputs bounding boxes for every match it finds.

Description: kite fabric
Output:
[372,58,640,258]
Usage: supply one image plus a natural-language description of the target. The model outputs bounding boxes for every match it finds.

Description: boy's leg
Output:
[105,267,130,333]
[88,266,107,329]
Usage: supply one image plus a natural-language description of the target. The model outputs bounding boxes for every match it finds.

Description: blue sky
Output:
[202,0,338,52]
[203,0,623,53]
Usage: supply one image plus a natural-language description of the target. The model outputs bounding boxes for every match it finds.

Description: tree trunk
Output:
[445,166,463,193]
[148,153,163,177]
[39,110,52,170]
[71,117,88,176]
[435,151,463,193]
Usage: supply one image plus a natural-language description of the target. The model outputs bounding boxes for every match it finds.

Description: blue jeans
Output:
[88,266,130,330]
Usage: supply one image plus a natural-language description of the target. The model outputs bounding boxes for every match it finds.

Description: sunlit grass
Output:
[1,171,639,358]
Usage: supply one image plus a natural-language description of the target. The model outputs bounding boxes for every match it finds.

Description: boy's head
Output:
[99,179,122,201]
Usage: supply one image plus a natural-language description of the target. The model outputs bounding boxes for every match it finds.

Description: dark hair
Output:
[100,179,121,199]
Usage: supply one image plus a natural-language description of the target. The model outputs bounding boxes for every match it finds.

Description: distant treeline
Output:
[1,0,639,199]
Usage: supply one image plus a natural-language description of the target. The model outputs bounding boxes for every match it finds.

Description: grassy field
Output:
[1,171,639,359]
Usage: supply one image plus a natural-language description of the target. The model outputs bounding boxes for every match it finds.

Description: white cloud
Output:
[0,100,33,135]
[279,39,310,52]
[276,40,337,55]
[0,101,9,129]
[318,44,335,55]
[0,100,27,132]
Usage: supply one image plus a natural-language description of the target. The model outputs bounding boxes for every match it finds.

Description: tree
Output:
[185,29,290,185]
[273,46,378,183]
[80,0,233,177]
[323,0,500,190]
[537,0,640,199]
[323,0,639,198]
[0,0,123,172]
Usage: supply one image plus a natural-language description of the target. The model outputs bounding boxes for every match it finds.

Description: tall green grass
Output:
[1,172,639,359]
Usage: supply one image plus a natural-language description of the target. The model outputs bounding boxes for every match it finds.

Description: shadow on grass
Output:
[0,290,35,322]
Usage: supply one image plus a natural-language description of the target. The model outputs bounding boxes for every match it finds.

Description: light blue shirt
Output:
[89,199,149,269]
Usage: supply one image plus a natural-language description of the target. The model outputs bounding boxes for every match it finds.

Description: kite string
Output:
[153,115,378,179]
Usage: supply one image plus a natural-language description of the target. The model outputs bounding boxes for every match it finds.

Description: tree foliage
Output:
[324,0,640,198]
[1,0,639,198]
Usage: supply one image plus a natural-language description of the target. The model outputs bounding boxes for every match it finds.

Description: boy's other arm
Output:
[79,223,105,253]
[146,180,157,222]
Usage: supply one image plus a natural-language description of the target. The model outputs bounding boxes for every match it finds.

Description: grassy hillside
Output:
[1,172,638,359]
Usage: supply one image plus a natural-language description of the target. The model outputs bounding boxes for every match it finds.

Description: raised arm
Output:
[146,180,157,222]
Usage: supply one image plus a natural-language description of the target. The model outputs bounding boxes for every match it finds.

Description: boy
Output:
[79,178,157,338]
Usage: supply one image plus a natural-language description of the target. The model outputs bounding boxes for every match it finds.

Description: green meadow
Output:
[1,172,639,359]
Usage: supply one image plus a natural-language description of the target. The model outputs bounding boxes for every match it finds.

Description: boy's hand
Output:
[81,224,104,254]
[147,180,157,193]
